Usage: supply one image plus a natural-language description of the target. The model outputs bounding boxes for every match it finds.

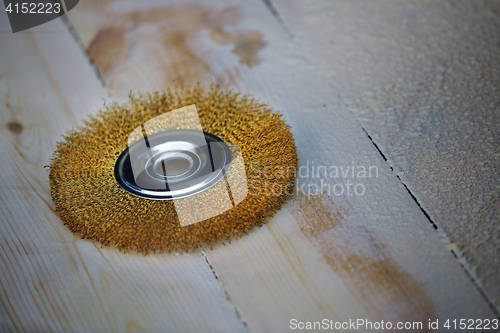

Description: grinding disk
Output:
[49,85,297,253]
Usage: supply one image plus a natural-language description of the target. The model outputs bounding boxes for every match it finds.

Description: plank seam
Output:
[451,251,500,319]
[201,251,250,333]
[361,128,500,318]
[261,0,295,39]
[56,14,254,329]
[59,15,109,96]
[264,0,500,317]
[360,128,438,230]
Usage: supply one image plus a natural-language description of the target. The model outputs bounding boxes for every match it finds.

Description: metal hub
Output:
[114,130,231,200]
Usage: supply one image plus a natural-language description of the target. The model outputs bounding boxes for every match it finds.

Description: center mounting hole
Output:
[156,157,190,176]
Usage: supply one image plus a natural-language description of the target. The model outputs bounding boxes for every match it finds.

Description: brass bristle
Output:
[49,85,297,253]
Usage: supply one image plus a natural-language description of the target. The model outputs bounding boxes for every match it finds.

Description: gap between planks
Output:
[262,0,500,318]
[62,0,497,329]
[59,6,252,330]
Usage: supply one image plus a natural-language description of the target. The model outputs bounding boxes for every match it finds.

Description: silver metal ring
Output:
[114,130,232,200]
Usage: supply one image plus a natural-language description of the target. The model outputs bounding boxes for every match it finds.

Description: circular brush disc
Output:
[49,85,297,253]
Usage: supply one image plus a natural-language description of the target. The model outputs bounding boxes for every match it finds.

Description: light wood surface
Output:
[0,0,498,332]
[0,12,246,333]
[272,0,500,309]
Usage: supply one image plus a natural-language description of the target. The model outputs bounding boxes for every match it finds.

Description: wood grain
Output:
[65,0,496,330]
[0,13,247,333]
[271,0,500,310]
[1,0,497,331]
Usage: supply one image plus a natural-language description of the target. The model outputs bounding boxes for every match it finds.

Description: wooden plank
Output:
[0,12,247,333]
[66,0,497,330]
[271,0,500,310]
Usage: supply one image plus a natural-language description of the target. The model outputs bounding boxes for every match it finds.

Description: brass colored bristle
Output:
[49,85,297,253]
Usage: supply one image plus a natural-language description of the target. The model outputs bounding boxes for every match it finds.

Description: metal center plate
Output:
[114,130,232,200]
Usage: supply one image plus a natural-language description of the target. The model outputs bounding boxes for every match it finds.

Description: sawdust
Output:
[289,194,437,330]
[87,5,266,91]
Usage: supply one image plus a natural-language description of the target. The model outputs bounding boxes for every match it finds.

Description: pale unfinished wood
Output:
[271,0,500,309]
[65,0,496,331]
[0,13,247,333]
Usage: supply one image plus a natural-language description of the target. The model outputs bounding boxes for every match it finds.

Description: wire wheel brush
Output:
[49,85,297,253]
